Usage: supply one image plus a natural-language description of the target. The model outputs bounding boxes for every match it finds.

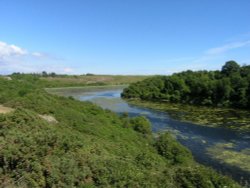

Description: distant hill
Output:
[8,73,150,88]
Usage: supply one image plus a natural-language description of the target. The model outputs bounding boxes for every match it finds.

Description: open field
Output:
[41,75,151,87]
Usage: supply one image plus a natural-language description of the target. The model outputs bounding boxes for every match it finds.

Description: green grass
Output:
[0,75,240,187]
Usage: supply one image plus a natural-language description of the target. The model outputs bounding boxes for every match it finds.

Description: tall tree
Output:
[221,61,240,76]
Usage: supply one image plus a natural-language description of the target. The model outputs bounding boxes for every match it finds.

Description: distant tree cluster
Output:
[86,73,95,76]
[11,71,58,78]
[41,71,57,77]
[122,61,250,109]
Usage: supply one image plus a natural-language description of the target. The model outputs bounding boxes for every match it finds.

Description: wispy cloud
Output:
[0,41,27,58]
[0,41,74,74]
[31,51,64,61]
[63,67,74,73]
[205,40,250,55]
[32,52,43,57]
[168,39,250,73]
[0,41,49,60]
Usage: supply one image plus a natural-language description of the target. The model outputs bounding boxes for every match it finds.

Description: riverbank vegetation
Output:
[0,75,240,187]
[122,61,250,109]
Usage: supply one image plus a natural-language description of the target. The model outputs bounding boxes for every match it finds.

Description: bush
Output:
[129,116,152,135]
[174,166,238,188]
[154,133,193,165]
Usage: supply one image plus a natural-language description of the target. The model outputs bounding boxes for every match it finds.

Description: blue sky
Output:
[0,0,250,75]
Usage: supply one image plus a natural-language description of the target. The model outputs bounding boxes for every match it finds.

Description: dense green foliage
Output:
[120,114,152,136]
[154,133,193,165]
[0,76,240,187]
[122,61,250,109]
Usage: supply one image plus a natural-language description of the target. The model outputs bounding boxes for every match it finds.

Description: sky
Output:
[0,0,250,75]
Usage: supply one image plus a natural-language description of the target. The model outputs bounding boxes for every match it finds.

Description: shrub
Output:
[154,133,193,165]
[129,116,152,135]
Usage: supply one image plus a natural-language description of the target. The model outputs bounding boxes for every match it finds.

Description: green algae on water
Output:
[128,100,250,132]
[206,143,250,173]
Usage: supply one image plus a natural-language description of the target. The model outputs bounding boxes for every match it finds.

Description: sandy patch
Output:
[3,76,12,80]
[39,114,58,124]
[0,105,14,114]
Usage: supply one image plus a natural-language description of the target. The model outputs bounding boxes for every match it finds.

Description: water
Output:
[49,87,250,184]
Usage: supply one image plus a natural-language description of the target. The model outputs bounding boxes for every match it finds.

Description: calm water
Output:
[48,86,250,184]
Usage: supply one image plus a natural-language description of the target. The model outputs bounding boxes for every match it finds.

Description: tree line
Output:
[122,61,250,109]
